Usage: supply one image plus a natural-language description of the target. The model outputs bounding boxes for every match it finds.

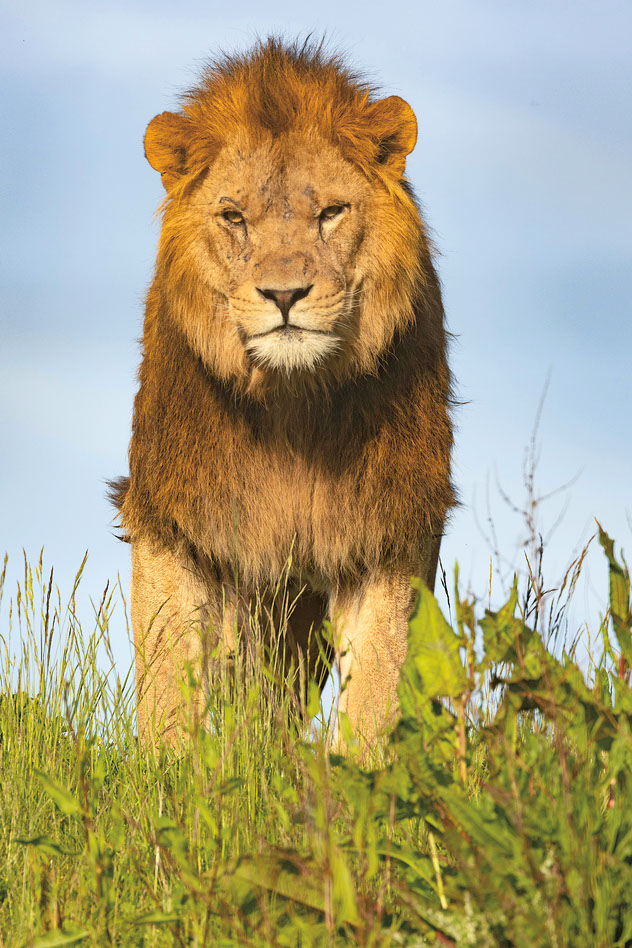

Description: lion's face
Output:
[203,135,371,374]
[147,89,423,391]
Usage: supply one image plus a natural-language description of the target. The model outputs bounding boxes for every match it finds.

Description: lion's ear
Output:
[144,111,191,191]
[366,96,418,176]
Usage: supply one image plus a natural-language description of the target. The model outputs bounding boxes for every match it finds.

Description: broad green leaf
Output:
[453,562,476,647]
[35,770,83,817]
[16,835,80,857]
[33,929,89,947]
[399,579,466,719]
[154,817,201,889]
[445,790,516,859]
[598,523,632,664]
[480,577,542,676]
[305,680,321,720]
[338,711,357,753]
[135,912,181,925]
[373,842,437,888]
[234,854,360,926]
[594,666,612,708]
[331,847,360,925]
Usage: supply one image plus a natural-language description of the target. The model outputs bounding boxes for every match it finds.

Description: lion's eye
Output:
[222,209,245,225]
[320,204,346,221]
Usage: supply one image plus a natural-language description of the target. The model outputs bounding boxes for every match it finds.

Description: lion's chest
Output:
[196,444,370,581]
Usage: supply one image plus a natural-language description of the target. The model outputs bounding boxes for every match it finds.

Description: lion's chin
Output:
[245,327,341,374]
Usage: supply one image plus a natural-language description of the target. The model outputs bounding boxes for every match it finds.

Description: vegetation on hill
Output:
[1,519,630,946]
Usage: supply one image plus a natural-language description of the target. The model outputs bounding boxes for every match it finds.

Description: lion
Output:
[110,37,455,746]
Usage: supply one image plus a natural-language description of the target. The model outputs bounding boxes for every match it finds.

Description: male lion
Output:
[111,38,455,745]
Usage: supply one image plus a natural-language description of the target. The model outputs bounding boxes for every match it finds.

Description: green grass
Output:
[1,523,631,946]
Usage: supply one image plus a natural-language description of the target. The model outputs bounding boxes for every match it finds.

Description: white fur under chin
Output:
[246,330,341,374]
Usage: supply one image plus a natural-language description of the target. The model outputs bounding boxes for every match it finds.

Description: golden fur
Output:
[111,38,455,743]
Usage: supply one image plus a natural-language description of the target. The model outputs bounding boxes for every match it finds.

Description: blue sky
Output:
[1,0,631,672]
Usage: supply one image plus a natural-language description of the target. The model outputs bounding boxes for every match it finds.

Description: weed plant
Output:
[1,518,631,946]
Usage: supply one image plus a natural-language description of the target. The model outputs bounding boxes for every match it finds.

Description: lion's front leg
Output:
[331,536,441,745]
[131,538,231,745]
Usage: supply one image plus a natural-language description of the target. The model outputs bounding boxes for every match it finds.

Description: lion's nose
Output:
[257,285,312,323]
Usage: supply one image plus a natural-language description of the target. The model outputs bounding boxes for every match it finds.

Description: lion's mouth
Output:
[249,324,336,340]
